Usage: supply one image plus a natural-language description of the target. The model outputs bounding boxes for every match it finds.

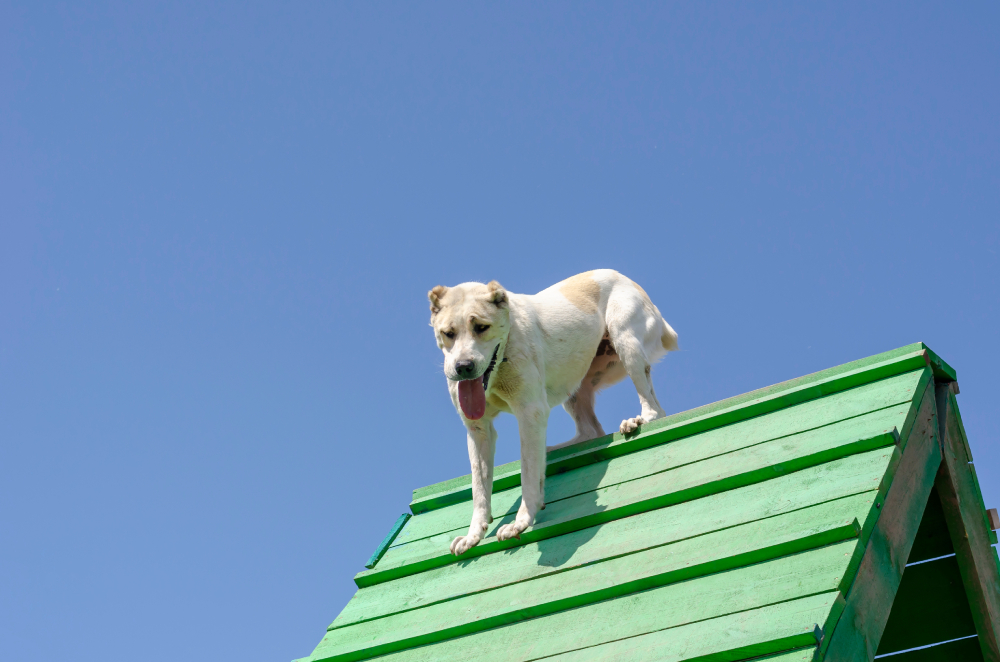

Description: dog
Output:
[428,269,678,555]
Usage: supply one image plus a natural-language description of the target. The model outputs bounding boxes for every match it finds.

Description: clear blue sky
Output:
[2,3,998,661]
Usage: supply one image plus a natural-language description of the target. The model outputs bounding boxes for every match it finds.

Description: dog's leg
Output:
[497,403,549,541]
[450,419,497,556]
[559,385,605,447]
[612,329,667,435]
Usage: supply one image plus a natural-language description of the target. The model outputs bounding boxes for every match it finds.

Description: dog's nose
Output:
[455,360,477,379]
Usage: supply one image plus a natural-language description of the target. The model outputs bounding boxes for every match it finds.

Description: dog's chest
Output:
[486,361,521,407]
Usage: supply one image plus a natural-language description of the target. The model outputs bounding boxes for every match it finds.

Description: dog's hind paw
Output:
[620,416,645,435]
[450,534,481,556]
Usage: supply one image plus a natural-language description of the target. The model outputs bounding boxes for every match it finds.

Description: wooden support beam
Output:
[934,384,1000,661]
[824,381,942,661]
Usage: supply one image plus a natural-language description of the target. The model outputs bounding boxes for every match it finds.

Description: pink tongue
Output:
[458,376,486,420]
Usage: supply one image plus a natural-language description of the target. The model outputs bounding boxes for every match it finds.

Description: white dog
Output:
[428,269,678,556]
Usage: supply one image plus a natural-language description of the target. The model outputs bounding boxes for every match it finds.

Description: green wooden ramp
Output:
[296,343,1000,662]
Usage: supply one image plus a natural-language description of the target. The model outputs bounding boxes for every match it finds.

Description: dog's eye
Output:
[474,324,490,334]
[443,330,456,340]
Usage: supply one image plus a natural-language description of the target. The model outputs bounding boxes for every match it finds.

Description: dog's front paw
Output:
[450,533,482,556]
[620,416,646,434]
[496,519,530,541]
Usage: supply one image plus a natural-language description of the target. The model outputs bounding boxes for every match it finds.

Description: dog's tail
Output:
[657,310,679,353]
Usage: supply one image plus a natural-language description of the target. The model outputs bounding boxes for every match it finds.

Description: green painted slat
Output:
[907,487,954,564]
[364,514,410,569]
[321,501,864,659]
[740,649,817,662]
[537,594,842,662]
[396,371,924,548]
[877,636,984,662]
[335,489,882,630]
[359,424,900,587]
[877,555,978,655]
[322,514,858,660]
[310,542,857,662]
[410,347,934,513]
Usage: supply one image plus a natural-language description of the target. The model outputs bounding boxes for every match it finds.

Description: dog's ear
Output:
[486,281,507,306]
[428,285,449,315]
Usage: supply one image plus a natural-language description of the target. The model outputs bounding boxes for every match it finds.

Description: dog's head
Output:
[428,280,510,419]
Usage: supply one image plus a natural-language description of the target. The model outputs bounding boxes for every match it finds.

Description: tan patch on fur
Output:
[488,361,521,402]
[559,272,601,313]
[661,329,678,351]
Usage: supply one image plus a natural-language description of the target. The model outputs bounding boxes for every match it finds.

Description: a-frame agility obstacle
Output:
[297,343,1000,662]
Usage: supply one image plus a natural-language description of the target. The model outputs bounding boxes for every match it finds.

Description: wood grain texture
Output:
[935,386,1000,661]
[360,427,899,588]
[741,649,818,662]
[410,352,932,513]
[823,381,942,661]
[313,544,858,662]
[537,594,841,662]
[321,518,858,660]
[877,555,978,654]
[320,504,865,660]
[335,489,882,630]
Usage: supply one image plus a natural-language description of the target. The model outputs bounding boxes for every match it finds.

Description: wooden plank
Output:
[988,509,999,531]
[824,380,942,661]
[335,490,880,630]
[360,426,899,588]
[410,355,932,514]
[364,437,889,587]
[365,514,410,569]
[907,487,955,564]
[935,386,1000,661]
[538,595,840,662]
[311,543,858,662]
[396,382,922,548]
[382,444,900,585]
[394,401,912,552]
[740,650,817,662]
[321,500,865,659]
[878,636,984,662]
[322,512,858,660]
[877,555,978,654]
